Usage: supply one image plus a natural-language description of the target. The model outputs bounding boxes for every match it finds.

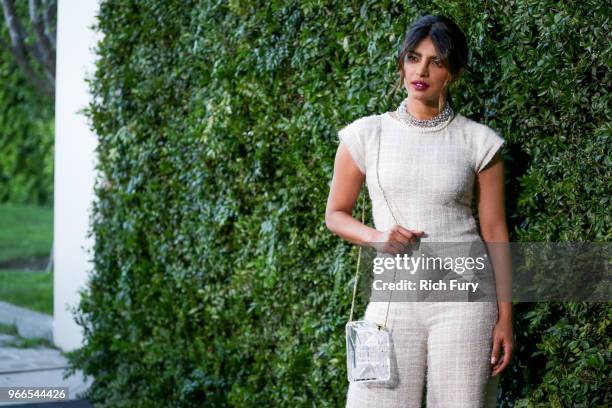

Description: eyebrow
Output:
[408,51,441,59]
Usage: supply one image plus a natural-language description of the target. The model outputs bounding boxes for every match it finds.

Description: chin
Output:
[410,92,436,100]
[409,93,441,106]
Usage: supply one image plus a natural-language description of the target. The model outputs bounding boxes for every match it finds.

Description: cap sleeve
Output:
[475,127,505,173]
[337,117,367,173]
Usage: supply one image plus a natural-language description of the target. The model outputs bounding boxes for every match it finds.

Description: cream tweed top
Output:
[338,111,505,244]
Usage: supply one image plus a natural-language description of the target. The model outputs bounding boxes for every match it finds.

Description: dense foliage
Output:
[0,1,54,205]
[66,1,610,407]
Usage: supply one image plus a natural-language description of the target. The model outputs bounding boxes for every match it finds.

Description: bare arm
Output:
[325,143,377,245]
[476,152,512,316]
[325,142,422,249]
[476,151,515,376]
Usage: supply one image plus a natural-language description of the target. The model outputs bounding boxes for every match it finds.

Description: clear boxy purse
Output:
[345,115,397,384]
[345,234,394,383]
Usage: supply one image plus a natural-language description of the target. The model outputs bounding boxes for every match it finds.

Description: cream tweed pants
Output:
[345,301,499,408]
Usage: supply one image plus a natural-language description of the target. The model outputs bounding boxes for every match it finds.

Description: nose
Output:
[417,61,429,76]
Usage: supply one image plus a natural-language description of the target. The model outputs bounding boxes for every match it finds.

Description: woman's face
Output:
[401,36,452,107]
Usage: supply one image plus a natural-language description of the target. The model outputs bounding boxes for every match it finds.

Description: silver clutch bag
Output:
[345,320,392,383]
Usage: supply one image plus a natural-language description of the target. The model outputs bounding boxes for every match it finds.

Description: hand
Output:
[490,319,515,376]
[370,225,425,254]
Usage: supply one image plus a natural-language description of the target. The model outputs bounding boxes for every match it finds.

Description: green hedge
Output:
[66,1,610,407]
[0,5,54,206]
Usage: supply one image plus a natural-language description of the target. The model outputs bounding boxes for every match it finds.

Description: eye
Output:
[406,54,418,62]
[431,59,443,67]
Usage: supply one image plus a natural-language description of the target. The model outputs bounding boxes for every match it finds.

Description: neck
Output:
[406,97,445,120]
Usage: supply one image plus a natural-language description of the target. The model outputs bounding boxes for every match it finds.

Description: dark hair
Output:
[391,15,471,106]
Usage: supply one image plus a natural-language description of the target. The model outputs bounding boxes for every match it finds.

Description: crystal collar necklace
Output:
[395,97,454,128]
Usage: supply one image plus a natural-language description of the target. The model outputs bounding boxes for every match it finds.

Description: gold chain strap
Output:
[348,182,366,324]
[348,115,397,330]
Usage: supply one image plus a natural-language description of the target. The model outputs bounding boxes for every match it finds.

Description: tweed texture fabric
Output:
[338,111,505,407]
[345,301,499,407]
[338,111,505,243]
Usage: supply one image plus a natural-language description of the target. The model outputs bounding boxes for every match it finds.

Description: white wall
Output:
[53,0,101,352]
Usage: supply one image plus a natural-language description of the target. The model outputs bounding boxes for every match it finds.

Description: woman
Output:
[325,15,515,407]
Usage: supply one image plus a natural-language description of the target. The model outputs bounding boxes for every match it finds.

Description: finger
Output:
[491,357,503,374]
[393,227,418,244]
[492,353,510,376]
[398,226,425,240]
[492,341,513,375]
[396,226,425,241]
[390,229,412,246]
[490,337,501,366]
[382,243,399,255]
[491,356,503,375]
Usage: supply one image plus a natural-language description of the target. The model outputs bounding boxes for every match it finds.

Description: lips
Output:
[411,81,429,90]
